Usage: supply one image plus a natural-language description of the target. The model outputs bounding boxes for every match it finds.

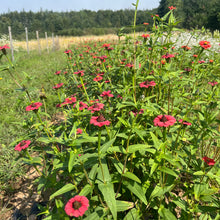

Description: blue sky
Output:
[1,0,160,14]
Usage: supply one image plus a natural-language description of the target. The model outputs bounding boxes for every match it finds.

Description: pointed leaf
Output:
[50,184,75,200]
[116,200,134,212]
[123,180,148,205]
[98,183,117,219]
[122,172,141,183]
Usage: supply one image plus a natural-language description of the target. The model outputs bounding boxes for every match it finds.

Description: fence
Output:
[8,26,60,61]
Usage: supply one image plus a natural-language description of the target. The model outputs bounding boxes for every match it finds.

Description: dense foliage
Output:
[0,9,155,40]
[0,0,220,40]
[158,0,220,32]
[0,3,219,218]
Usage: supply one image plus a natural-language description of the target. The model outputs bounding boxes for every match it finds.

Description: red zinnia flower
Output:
[64,49,72,54]
[202,156,216,166]
[162,53,175,59]
[53,83,64,89]
[199,41,211,49]
[0,44,10,50]
[154,115,176,127]
[26,102,42,111]
[143,22,149,25]
[125,63,134,68]
[139,81,156,88]
[179,119,192,126]
[141,34,150,38]
[0,44,10,55]
[208,81,218,86]
[88,102,104,113]
[168,6,176,10]
[100,90,114,98]
[65,195,89,217]
[74,101,88,110]
[93,76,103,82]
[62,97,77,106]
[74,70,84,76]
[102,43,110,48]
[76,128,83,134]
[181,45,191,51]
[90,114,111,127]
[54,70,61,75]
[14,140,31,151]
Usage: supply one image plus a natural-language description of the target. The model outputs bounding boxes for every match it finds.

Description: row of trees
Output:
[158,0,220,32]
[0,0,219,40]
[0,9,156,40]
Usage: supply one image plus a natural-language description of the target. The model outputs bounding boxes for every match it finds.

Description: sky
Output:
[0,0,160,14]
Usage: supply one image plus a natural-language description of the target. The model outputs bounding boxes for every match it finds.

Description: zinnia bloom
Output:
[65,195,89,217]
[100,90,114,98]
[15,140,31,151]
[141,34,150,38]
[61,97,77,106]
[53,83,64,89]
[168,6,176,10]
[76,128,83,134]
[74,101,88,110]
[208,81,218,86]
[202,156,216,166]
[139,81,156,88]
[199,41,211,49]
[93,76,103,82]
[74,70,84,76]
[90,114,111,127]
[88,102,104,113]
[179,119,192,126]
[154,115,176,127]
[54,70,61,75]
[26,102,42,111]
[0,44,10,55]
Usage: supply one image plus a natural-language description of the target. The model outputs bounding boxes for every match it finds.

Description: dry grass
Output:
[14,34,124,51]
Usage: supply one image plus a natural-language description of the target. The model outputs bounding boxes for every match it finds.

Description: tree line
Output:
[0,0,219,40]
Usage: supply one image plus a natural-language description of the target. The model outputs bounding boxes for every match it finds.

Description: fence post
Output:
[36,31,41,55]
[8,26,14,61]
[25,27,29,54]
[56,35,60,50]
[45,32,49,53]
[52,33,55,51]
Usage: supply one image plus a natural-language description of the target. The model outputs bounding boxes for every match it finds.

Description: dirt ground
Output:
[0,167,41,220]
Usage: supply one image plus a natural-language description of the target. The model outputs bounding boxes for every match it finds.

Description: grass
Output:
[0,22,219,218]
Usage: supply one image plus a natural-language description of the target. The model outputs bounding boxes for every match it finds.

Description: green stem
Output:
[98,129,105,183]
[80,76,89,102]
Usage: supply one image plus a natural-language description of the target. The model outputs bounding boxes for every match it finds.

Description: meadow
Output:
[0,6,220,220]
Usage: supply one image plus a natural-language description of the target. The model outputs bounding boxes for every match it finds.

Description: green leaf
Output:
[37,137,52,144]
[79,184,93,196]
[128,144,152,153]
[124,208,140,220]
[68,151,77,173]
[150,184,174,200]
[116,200,134,212]
[193,171,205,176]
[50,184,75,200]
[150,132,160,148]
[122,172,141,183]
[110,157,125,174]
[117,117,130,128]
[100,138,116,153]
[159,205,177,220]
[98,183,117,219]
[96,159,111,183]
[83,207,104,220]
[123,180,148,205]
[150,161,159,176]
[107,146,127,154]
[159,167,178,177]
